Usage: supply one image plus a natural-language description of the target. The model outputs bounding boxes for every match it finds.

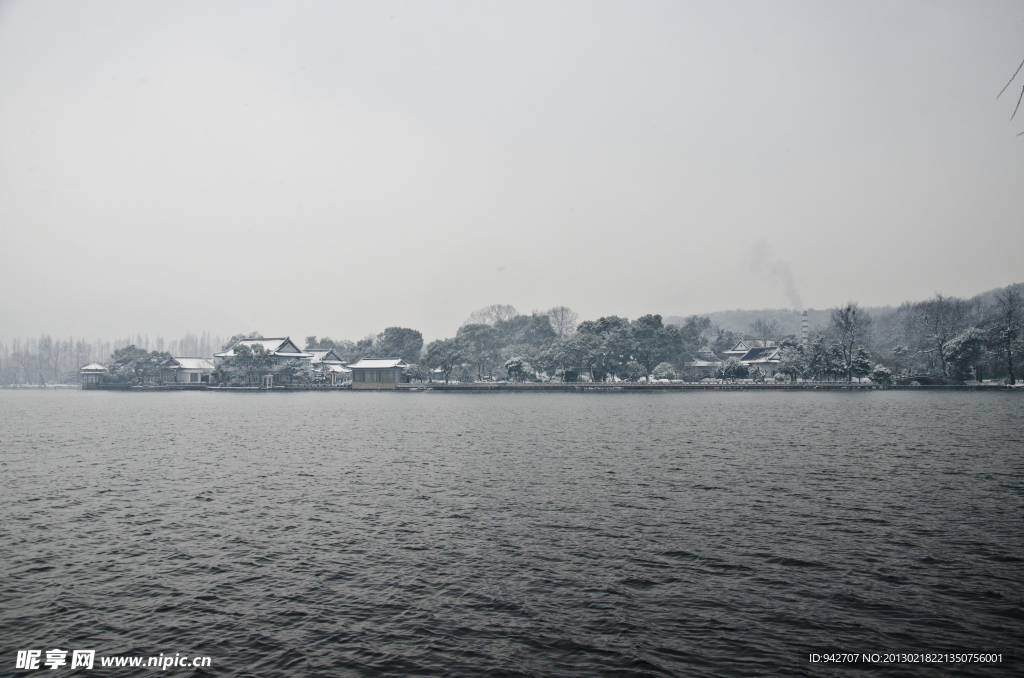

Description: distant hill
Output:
[971,281,1024,308]
[664,308,835,337]
[665,281,1023,338]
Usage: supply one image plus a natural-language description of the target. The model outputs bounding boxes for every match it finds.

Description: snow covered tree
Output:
[946,327,986,382]
[278,358,313,384]
[504,356,532,381]
[989,287,1023,385]
[403,363,429,382]
[716,358,749,380]
[622,360,647,382]
[829,302,872,381]
[913,294,976,377]
[626,314,683,377]
[851,347,873,379]
[652,362,677,380]
[109,345,170,384]
[457,323,502,380]
[869,365,893,386]
[371,327,424,364]
[424,338,465,384]
[776,346,806,382]
[218,343,273,384]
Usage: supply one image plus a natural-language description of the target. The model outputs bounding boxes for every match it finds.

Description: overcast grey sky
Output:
[1,0,1022,344]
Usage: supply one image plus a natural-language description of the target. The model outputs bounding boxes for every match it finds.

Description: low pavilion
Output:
[350,358,408,390]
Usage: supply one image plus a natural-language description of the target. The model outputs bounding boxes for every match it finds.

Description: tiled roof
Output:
[215,337,312,359]
[168,357,215,370]
[350,358,408,369]
[307,349,344,364]
[740,347,780,362]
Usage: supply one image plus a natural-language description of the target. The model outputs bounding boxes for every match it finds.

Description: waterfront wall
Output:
[76,382,1018,392]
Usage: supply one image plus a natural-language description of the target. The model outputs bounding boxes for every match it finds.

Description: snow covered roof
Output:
[215,337,312,359]
[307,348,345,364]
[739,347,780,363]
[350,358,408,369]
[324,364,351,373]
[80,363,108,373]
[166,357,215,370]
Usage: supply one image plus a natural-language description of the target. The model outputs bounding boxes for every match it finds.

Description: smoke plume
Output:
[749,239,803,310]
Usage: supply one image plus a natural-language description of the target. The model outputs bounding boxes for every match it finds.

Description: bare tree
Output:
[829,302,873,381]
[546,306,579,338]
[991,287,1023,385]
[38,335,61,384]
[465,304,518,326]
[915,294,975,378]
[750,318,779,345]
[14,345,32,385]
[680,315,715,348]
[998,57,1024,136]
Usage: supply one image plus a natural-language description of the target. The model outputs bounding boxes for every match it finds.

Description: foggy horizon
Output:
[2,1,1022,345]
[2,278,1022,351]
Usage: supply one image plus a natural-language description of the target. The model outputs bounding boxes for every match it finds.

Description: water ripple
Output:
[1,390,1021,676]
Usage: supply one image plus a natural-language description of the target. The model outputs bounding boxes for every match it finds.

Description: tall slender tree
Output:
[829,302,873,381]
[990,287,1023,384]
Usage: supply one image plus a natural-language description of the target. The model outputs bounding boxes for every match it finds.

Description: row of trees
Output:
[412,289,1022,384]
[212,343,314,385]
[0,336,106,385]
[5,286,1020,386]
[727,287,1023,385]
[413,308,721,383]
[110,288,1024,386]
[0,332,225,385]
[871,287,1023,384]
[305,326,425,365]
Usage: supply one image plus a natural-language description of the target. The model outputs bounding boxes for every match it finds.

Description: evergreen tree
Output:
[851,347,873,379]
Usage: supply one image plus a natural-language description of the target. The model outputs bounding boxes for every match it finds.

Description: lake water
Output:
[1,390,1021,677]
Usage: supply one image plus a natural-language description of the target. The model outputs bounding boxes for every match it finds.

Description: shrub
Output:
[869,365,893,386]
[622,361,647,382]
[651,362,677,380]
[716,358,749,380]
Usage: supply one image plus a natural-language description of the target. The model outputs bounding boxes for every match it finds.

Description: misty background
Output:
[1,0,1022,347]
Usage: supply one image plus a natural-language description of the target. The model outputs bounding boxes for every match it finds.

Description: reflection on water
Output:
[1,390,1021,676]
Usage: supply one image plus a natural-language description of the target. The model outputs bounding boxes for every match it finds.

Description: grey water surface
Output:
[1,390,1021,677]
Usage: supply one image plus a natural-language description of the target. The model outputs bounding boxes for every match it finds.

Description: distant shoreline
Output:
[55,382,1021,392]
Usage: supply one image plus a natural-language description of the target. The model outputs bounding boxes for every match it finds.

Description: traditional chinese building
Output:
[684,350,723,378]
[306,348,346,367]
[722,339,773,358]
[321,363,352,385]
[79,363,108,384]
[737,345,781,378]
[161,357,215,384]
[215,337,311,365]
[350,358,408,390]
[214,337,313,387]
